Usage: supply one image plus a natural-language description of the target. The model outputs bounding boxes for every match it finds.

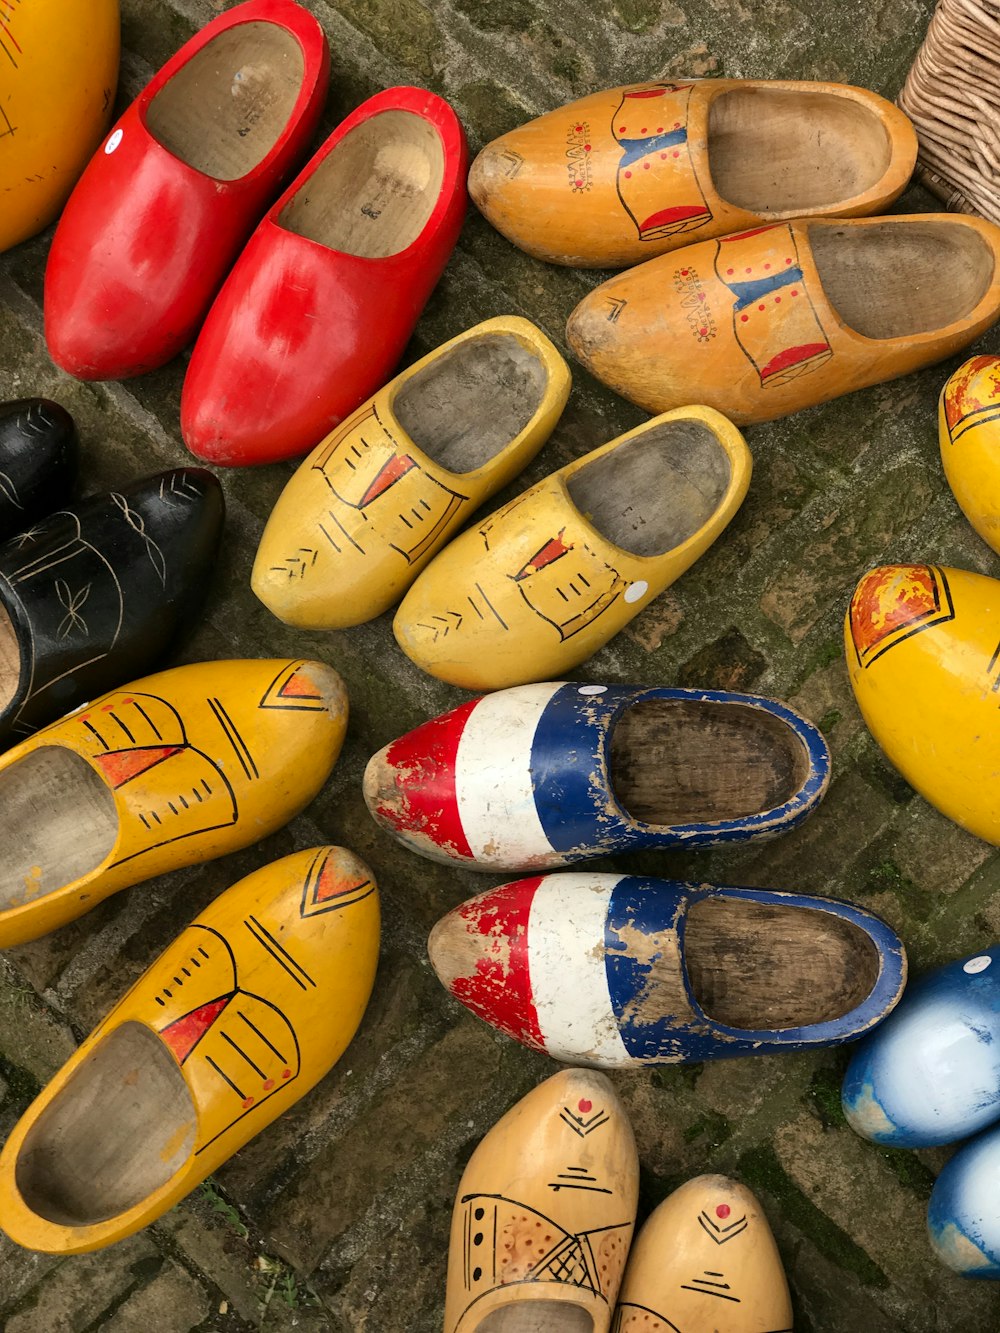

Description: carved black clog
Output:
[0,399,78,541]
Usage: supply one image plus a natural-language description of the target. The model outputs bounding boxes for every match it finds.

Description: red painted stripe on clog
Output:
[760,342,830,381]
[160,994,233,1064]
[639,204,709,233]
[95,744,183,788]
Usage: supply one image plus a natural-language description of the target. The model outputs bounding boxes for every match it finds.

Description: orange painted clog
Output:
[445,1067,638,1332]
[939,355,1000,555]
[567,214,1000,426]
[0,846,379,1254]
[470,79,916,269]
[0,658,348,947]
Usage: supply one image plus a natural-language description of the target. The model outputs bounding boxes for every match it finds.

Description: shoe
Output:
[566,214,1000,426]
[251,317,570,628]
[928,1121,1000,1278]
[0,657,348,947]
[0,469,223,745]
[180,85,468,466]
[846,563,1000,845]
[0,845,379,1254]
[469,78,917,269]
[44,0,329,380]
[940,355,1000,554]
[843,946,1000,1148]
[444,1067,637,1333]
[393,406,751,689]
[429,873,906,1067]
[0,400,78,541]
[614,1175,793,1331]
[0,0,119,252]
[364,682,830,871]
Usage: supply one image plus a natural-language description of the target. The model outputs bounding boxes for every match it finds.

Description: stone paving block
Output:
[97,1258,208,1333]
[3,1234,159,1333]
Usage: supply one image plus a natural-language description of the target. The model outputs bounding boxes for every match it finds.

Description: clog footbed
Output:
[0,400,78,541]
[0,845,379,1254]
[939,355,1000,555]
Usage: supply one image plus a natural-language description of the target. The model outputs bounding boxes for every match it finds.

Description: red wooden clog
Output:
[180,86,468,466]
[44,0,329,382]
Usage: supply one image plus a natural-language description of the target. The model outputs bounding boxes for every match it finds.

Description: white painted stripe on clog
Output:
[454,682,563,866]
[528,874,629,1065]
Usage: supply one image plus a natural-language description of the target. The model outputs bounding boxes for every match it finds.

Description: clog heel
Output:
[0,846,379,1254]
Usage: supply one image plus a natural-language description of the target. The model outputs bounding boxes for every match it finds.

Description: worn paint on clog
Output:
[939,355,1000,554]
[929,1122,1000,1278]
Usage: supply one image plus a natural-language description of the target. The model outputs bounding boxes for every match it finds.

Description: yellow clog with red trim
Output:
[0,658,348,947]
[0,845,379,1254]
[939,355,1000,555]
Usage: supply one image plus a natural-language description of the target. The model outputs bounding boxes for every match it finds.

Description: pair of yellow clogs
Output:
[445,1068,792,1332]
[253,315,752,690]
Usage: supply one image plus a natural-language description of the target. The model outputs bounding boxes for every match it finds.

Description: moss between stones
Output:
[803,1063,848,1131]
[877,1147,936,1200]
[0,1053,41,1108]
[818,708,842,734]
[682,1110,732,1147]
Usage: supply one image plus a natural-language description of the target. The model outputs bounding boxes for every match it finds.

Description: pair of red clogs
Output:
[43,0,468,467]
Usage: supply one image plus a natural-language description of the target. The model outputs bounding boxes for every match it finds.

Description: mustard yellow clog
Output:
[0,0,120,252]
[0,845,379,1254]
[251,316,571,630]
[846,564,1000,845]
[445,1067,638,1333]
[393,406,751,689]
[0,658,348,947]
[614,1175,792,1332]
[470,79,916,269]
[939,355,1000,555]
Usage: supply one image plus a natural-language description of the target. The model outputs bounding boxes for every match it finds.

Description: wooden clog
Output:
[470,79,917,269]
[566,214,1000,426]
[0,469,223,745]
[0,845,379,1254]
[180,86,468,466]
[44,0,329,380]
[0,658,348,947]
[0,400,78,541]
[846,563,1000,845]
[0,0,119,252]
[251,317,570,629]
[928,1121,1000,1278]
[429,874,906,1067]
[614,1176,792,1332]
[939,355,1000,554]
[364,682,830,871]
[444,1067,638,1332]
[393,407,751,689]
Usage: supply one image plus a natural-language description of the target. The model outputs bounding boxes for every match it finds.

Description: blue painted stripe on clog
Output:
[618,128,686,168]
[730,268,805,311]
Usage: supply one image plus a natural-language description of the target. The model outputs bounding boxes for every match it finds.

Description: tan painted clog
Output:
[567,214,1000,426]
[613,1176,792,1332]
[470,79,917,269]
[445,1067,638,1332]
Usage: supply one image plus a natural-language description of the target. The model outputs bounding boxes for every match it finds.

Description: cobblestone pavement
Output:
[2,0,1000,1328]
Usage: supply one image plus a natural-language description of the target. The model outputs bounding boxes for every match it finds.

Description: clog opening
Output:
[566,421,731,557]
[0,747,117,912]
[684,897,881,1029]
[14,1021,196,1226]
[708,89,892,213]
[610,699,811,826]
[280,111,445,259]
[810,221,995,337]
[0,600,21,714]
[394,333,550,473]
[146,23,305,180]
[475,1307,593,1331]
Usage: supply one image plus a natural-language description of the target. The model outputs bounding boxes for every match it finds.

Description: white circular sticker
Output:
[577,685,607,696]
[105,129,123,155]
[623,580,648,604]
[964,956,993,974]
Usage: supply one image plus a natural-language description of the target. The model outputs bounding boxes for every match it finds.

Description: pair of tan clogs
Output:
[471,79,1000,425]
[445,1068,792,1331]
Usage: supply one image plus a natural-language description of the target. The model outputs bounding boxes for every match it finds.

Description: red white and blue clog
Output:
[364,681,830,871]
[180,86,468,466]
[44,0,329,380]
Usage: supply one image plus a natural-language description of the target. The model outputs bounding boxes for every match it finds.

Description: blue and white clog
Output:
[929,1121,1000,1278]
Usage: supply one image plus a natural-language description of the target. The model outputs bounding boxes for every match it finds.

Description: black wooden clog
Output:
[0,399,78,541]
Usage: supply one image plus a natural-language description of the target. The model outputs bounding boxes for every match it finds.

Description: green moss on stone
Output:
[803,1064,848,1130]
[683,1111,732,1146]
[818,708,842,734]
[878,1147,936,1200]
[612,0,662,32]
[454,0,538,33]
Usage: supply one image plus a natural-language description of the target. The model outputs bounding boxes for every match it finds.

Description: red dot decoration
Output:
[791,289,799,297]
[263,1079,275,1090]
[624,170,632,179]
[699,327,707,335]
[575,179,584,187]
[740,314,749,322]
[619,125,627,132]
[282,1068,292,1079]
[672,151,680,158]
[641,126,647,132]
[242,1096,254,1108]
[775,296,781,304]
[764,263,771,270]
[578,1098,593,1113]
[758,304,765,311]
[643,162,650,170]
[786,257,793,264]
[680,269,689,276]
[726,267,734,275]
[584,143,591,151]
[716,1204,731,1218]
[575,124,583,132]
[674,121,681,128]
[657,125,663,132]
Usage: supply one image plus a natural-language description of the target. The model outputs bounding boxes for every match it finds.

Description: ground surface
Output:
[2,0,999,1329]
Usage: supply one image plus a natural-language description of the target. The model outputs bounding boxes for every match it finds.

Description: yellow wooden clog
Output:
[445,1067,638,1332]
[846,564,1000,845]
[252,316,571,630]
[0,845,379,1254]
[393,406,751,689]
[0,0,120,252]
[470,79,916,269]
[939,355,1000,555]
[614,1175,792,1332]
[0,658,348,947]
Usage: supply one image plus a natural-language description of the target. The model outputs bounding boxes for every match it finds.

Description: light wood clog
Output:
[939,355,1000,554]
[0,658,347,947]
[470,79,917,269]
[567,214,1000,426]
[252,317,570,629]
[444,1067,638,1332]
[0,846,379,1254]
[393,406,751,689]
